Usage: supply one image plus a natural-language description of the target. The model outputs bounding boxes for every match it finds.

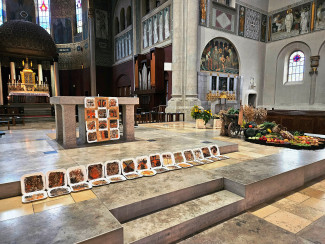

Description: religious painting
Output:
[97,98,107,108]
[164,7,170,39]
[110,129,120,140]
[260,14,267,42]
[53,18,73,44]
[136,156,149,170]
[200,38,239,74]
[95,9,108,39]
[98,130,109,140]
[6,0,36,22]
[210,145,219,156]
[98,109,107,119]
[110,119,118,129]
[238,6,246,36]
[98,119,108,130]
[161,153,174,166]
[193,149,204,160]
[199,0,207,25]
[183,150,195,161]
[244,8,261,41]
[85,97,96,108]
[86,120,96,131]
[87,131,97,142]
[21,173,47,203]
[48,171,65,188]
[271,3,311,41]
[86,109,96,119]
[122,159,135,174]
[109,108,118,119]
[23,174,44,193]
[315,0,325,30]
[201,147,211,158]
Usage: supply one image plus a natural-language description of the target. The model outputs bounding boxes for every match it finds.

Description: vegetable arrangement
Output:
[245,121,325,150]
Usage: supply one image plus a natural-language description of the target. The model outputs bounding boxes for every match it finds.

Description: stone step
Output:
[93,167,224,223]
[123,190,245,244]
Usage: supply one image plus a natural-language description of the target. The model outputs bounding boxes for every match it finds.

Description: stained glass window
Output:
[38,0,50,33]
[0,0,3,26]
[76,0,83,33]
[288,51,305,82]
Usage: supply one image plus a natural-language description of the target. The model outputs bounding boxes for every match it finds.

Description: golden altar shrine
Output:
[206,91,236,101]
[8,61,49,97]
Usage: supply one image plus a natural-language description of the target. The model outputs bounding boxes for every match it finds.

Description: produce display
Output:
[245,121,325,150]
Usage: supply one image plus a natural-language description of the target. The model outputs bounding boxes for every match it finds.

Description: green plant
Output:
[201,109,213,125]
[228,108,239,115]
[191,105,202,120]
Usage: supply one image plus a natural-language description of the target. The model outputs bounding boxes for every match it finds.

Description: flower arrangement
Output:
[191,106,212,125]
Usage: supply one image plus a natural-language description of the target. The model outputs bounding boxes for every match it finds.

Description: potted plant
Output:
[213,114,221,129]
[191,106,212,129]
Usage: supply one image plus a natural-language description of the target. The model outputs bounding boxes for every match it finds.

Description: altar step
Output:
[17,104,54,122]
[122,190,245,244]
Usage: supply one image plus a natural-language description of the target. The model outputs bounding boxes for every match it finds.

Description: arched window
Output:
[0,0,3,25]
[38,0,51,33]
[120,8,125,31]
[126,6,132,26]
[115,17,119,35]
[288,51,305,82]
[76,0,83,33]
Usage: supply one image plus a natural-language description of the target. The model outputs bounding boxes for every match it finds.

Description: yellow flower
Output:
[267,128,272,133]
[195,109,198,112]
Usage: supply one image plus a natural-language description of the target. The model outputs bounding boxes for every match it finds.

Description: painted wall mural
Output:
[315,0,325,30]
[211,5,236,33]
[238,6,245,37]
[95,9,108,40]
[271,3,311,41]
[244,8,261,41]
[200,38,239,74]
[200,0,207,25]
[53,18,72,44]
[6,0,35,22]
[260,14,267,42]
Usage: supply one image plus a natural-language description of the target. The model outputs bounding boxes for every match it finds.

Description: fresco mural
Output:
[53,18,72,44]
[199,0,207,25]
[271,3,311,41]
[260,14,267,42]
[315,0,325,30]
[6,0,35,22]
[95,9,108,40]
[200,38,239,74]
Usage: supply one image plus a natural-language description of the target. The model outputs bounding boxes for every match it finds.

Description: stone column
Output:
[55,104,63,142]
[77,105,86,144]
[309,70,317,105]
[0,62,3,105]
[165,0,201,121]
[10,62,15,84]
[88,0,97,96]
[54,62,60,96]
[122,104,135,141]
[62,104,77,148]
[38,64,43,85]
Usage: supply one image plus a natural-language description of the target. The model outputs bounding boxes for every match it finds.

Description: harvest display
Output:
[245,121,325,150]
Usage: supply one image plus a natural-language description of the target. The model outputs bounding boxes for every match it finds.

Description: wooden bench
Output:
[0,121,10,130]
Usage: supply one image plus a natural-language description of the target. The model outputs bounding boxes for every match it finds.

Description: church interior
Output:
[0,0,325,243]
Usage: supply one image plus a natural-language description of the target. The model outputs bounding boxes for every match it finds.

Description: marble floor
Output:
[0,121,324,243]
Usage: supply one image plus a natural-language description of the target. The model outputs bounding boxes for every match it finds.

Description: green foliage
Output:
[191,105,202,120]
[228,108,239,115]
[191,106,212,125]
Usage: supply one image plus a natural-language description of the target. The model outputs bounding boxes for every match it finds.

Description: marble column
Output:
[55,104,63,142]
[122,104,135,141]
[38,64,43,85]
[0,62,3,105]
[77,105,86,144]
[10,62,15,84]
[88,1,97,96]
[165,0,201,121]
[62,104,77,148]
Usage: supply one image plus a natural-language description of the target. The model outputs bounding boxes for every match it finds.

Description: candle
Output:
[9,74,10,79]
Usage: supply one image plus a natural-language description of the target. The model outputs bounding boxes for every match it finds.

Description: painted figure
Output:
[159,12,163,41]
[153,16,158,43]
[148,18,152,46]
[200,0,207,24]
[165,8,170,38]
[143,21,148,48]
[273,14,283,32]
[285,9,293,32]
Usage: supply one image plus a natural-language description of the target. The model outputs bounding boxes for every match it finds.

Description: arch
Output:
[276,41,311,61]
[120,8,125,31]
[287,51,305,83]
[318,40,325,55]
[114,17,119,35]
[126,6,132,26]
[200,37,240,75]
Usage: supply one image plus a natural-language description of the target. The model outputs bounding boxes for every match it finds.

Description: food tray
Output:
[22,190,48,203]
[165,165,181,170]
[186,160,204,166]
[209,145,220,156]
[89,178,109,187]
[177,162,193,168]
[107,175,127,183]
[201,147,212,158]
[153,167,170,173]
[124,172,142,180]
[136,156,151,170]
[46,169,71,198]
[215,155,229,160]
[139,169,157,177]
[192,148,205,161]
[198,158,213,164]
[21,172,47,203]
[87,163,105,180]
[173,152,186,164]
[67,166,92,191]
[183,150,204,166]
[206,157,221,162]
[149,154,169,173]
[121,158,137,175]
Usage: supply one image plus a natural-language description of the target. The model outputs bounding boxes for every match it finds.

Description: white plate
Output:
[138,169,157,177]
[177,162,193,168]
[48,186,71,198]
[89,178,110,187]
[70,182,92,192]
[22,190,47,203]
[107,175,127,183]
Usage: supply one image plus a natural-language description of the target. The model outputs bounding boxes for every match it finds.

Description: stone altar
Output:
[50,96,139,149]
